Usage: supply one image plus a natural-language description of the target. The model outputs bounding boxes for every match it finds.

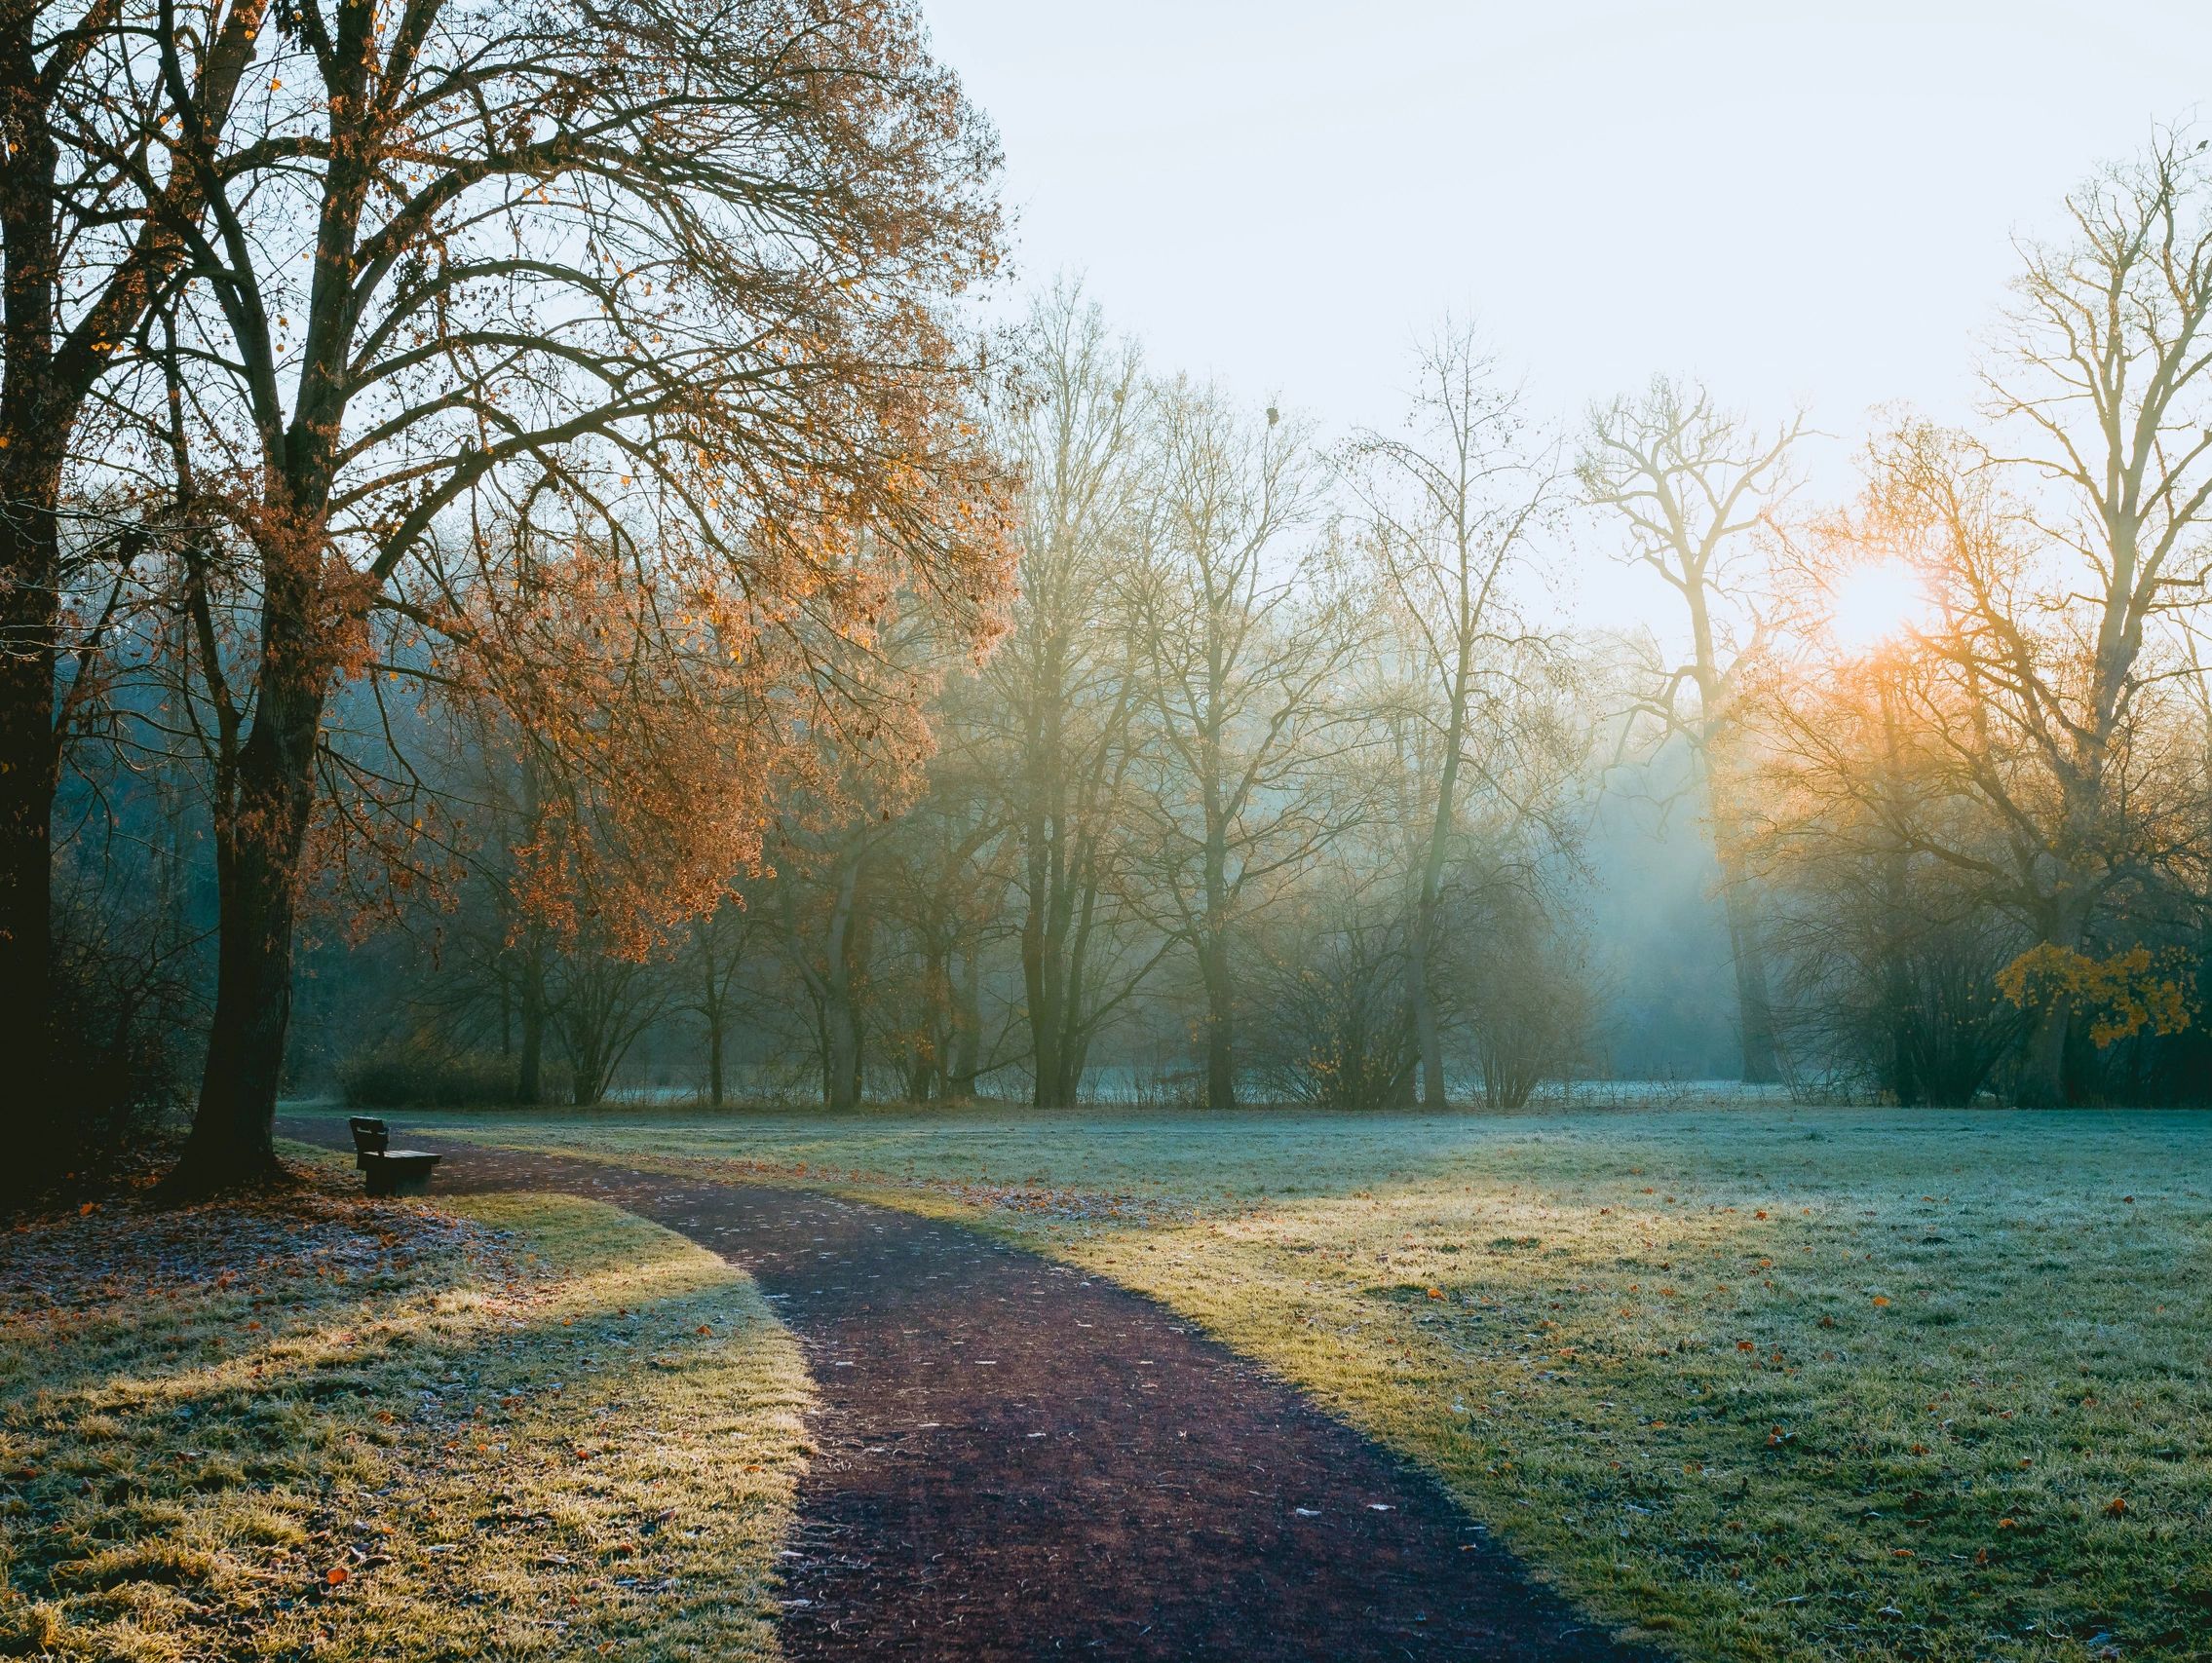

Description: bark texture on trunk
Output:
[1200,930,1236,1110]
[0,502,58,1157]
[0,86,64,1161]
[165,673,323,1193]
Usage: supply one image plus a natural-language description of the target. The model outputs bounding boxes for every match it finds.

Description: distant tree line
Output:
[10,40,2212,1196]
[302,135,2212,1120]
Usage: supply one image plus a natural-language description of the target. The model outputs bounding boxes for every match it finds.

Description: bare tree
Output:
[872,687,1016,1101]
[1246,861,1414,1110]
[1125,383,1365,1109]
[1827,418,2209,1105]
[552,931,667,1106]
[1968,131,2212,1104]
[774,807,892,1112]
[988,283,1165,1104]
[1580,377,1803,1084]
[1747,620,2035,1105]
[680,895,756,1109]
[1338,321,1560,1106]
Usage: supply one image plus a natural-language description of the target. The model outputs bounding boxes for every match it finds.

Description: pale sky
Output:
[924,2,2211,623]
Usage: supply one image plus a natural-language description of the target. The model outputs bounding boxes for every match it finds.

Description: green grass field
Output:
[383,1103,2212,1662]
[0,1150,810,1663]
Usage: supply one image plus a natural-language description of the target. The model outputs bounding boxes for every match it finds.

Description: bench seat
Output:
[358,1150,441,1196]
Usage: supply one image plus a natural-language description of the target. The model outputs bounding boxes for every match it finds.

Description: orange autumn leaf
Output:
[325,1567,348,1586]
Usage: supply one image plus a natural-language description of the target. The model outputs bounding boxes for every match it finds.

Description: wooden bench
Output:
[348,1116,442,1196]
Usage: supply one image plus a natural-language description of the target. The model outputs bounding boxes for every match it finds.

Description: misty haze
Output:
[4,5,2210,1661]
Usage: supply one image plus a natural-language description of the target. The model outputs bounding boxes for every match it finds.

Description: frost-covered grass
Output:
[0,1148,809,1663]
[400,1103,2212,1661]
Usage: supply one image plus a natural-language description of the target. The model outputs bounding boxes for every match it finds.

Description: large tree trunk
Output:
[824,992,863,1111]
[0,483,58,1164]
[0,121,64,1167]
[1021,906,1061,1104]
[165,678,323,1193]
[1200,929,1236,1110]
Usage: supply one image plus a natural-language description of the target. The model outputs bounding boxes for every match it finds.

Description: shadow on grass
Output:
[0,1187,808,1663]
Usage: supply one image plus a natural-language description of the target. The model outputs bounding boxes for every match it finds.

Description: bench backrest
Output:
[348,1116,390,1154]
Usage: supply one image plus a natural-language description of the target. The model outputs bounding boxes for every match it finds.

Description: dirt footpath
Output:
[287,1123,1660,1662]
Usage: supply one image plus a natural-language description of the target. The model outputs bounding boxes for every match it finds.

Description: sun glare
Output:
[1827,558,1929,655]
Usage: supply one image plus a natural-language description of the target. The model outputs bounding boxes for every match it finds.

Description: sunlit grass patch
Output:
[412,1105,2212,1661]
[0,1153,809,1662]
